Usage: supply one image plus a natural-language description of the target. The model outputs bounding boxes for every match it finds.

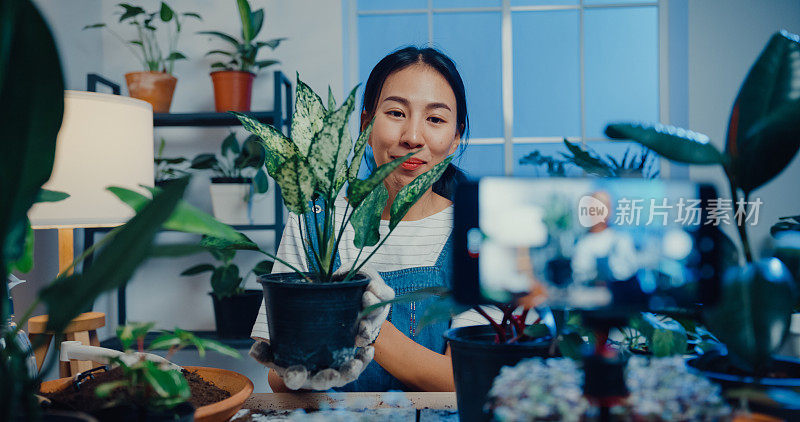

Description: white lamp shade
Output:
[28,91,154,229]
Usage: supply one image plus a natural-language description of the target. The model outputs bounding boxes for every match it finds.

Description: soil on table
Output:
[41,367,231,413]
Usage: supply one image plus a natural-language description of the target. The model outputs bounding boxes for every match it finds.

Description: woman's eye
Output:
[428,116,445,124]
[387,110,404,118]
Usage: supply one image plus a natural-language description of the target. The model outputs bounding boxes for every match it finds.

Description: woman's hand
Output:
[356,266,395,347]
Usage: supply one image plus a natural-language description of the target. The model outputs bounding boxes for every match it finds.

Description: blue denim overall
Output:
[303,199,452,391]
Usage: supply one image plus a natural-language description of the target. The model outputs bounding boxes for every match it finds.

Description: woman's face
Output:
[364,63,461,190]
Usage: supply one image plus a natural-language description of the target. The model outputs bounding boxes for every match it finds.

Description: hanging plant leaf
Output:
[390,156,453,229]
[348,118,374,181]
[199,234,258,251]
[703,258,797,371]
[307,85,358,194]
[606,122,725,165]
[292,76,334,157]
[347,152,413,208]
[726,31,800,193]
[351,184,388,248]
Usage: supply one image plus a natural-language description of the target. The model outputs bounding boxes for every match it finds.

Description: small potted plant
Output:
[84,2,201,112]
[189,132,271,225]
[605,30,800,417]
[198,0,285,112]
[154,137,189,186]
[230,76,451,374]
[40,322,245,422]
[181,246,274,339]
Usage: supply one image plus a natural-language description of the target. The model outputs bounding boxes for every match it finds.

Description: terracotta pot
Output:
[40,366,253,422]
[210,70,255,112]
[125,71,177,113]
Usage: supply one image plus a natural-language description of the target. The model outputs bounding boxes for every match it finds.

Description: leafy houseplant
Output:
[229,75,453,372]
[154,137,189,186]
[84,2,201,112]
[605,30,800,412]
[199,0,285,112]
[519,138,659,179]
[41,322,240,421]
[181,246,273,339]
[190,132,271,225]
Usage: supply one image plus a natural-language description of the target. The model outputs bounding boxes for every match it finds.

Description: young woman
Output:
[252,46,486,392]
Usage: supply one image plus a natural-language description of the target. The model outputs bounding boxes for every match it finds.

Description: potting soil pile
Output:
[41,367,230,412]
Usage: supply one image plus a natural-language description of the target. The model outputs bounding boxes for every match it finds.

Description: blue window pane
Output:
[358,0,427,11]
[511,0,578,6]
[458,144,504,178]
[358,13,428,103]
[584,7,659,138]
[512,10,580,137]
[434,0,501,7]
[585,0,654,4]
[433,12,503,139]
[513,141,660,177]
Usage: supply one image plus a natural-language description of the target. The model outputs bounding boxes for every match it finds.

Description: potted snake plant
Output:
[230,76,452,373]
[606,30,800,418]
[198,0,284,112]
[84,2,200,113]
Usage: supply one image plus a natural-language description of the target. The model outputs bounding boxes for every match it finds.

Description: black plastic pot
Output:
[259,273,369,372]
[687,353,800,418]
[210,176,252,184]
[444,325,554,422]
[210,289,263,339]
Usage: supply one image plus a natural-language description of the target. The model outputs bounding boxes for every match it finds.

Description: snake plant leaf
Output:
[291,76,327,157]
[221,132,240,155]
[307,85,358,195]
[1,0,64,289]
[726,31,800,193]
[41,178,188,334]
[351,184,388,248]
[211,264,241,298]
[108,186,244,242]
[272,154,314,214]
[347,152,414,208]
[703,258,797,371]
[390,156,454,230]
[606,123,725,165]
[630,313,688,357]
[232,111,297,173]
[348,117,374,181]
[327,86,336,111]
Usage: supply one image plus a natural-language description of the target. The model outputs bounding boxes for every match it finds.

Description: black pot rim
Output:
[444,325,552,350]
[686,355,800,387]
[211,176,252,184]
[259,272,369,289]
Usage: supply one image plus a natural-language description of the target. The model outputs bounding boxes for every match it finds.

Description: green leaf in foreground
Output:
[307,86,357,194]
[271,154,314,214]
[36,189,69,203]
[291,77,327,157]
[605,123,726,165]
[348,118,374,180]
[390,156,453,229]
[351,184,388,248]
[347,152,414,207]
[40,179,189,333]
[107,186,243,242]
[231,111,297,172]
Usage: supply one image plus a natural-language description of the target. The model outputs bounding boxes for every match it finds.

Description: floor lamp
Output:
[27,90,153,375]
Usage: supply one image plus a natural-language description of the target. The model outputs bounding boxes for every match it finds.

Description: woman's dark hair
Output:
[361,46,468,200]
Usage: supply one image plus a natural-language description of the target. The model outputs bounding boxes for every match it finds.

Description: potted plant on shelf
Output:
[227,75,451,375]
[519,138,660,179]
[190,132,272,225]
[181,246,273,339]
[605,30,800,417]
[154,137,189,187]
[84,2,201,113]
[40,322,245,422]
[198,0,285,112]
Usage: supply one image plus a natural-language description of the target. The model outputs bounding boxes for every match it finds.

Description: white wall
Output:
[687,0,800,259]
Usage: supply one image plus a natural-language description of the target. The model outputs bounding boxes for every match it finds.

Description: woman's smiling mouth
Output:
[395,156,426,170]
